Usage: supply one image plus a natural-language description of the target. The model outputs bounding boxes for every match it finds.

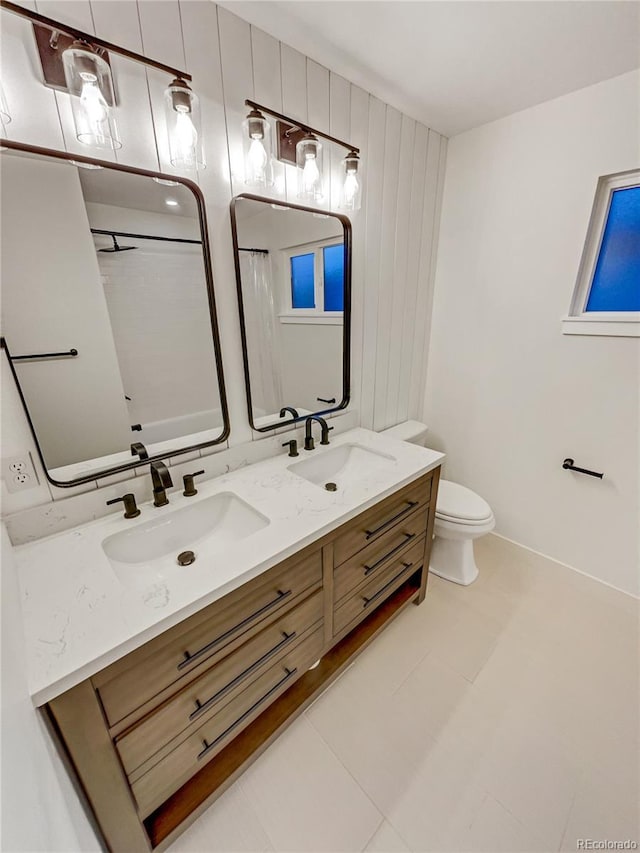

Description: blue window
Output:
[323,245,345,311]
[290,253,315,309]
[586,186,640,312]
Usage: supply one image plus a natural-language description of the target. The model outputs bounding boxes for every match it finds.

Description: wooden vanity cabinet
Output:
[46,467,440,852]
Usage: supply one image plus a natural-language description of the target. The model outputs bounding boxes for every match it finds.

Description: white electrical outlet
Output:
[2,453,40,493]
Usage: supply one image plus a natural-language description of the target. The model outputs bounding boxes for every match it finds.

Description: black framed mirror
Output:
[1,141,229,487]
[230,194,351,432]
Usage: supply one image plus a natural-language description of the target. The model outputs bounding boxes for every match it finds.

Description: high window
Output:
[564,170,640,337]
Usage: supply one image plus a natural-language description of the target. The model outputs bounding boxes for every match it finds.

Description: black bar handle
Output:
[12,348,78,361]
[363,533,416,576]
[362,563,414,608]
[189,631,297,722]
[197,667,298,761]
[562,458,604,479]
[317,397,336,404]
[365,501,419,540]
[177,588,293,671]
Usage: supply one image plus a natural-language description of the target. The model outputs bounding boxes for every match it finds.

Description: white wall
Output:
[0,0,446,514]
[1,155,132,468]
[424,71,640,596]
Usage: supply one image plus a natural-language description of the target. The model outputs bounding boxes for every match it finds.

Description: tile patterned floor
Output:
[169,534,640,853]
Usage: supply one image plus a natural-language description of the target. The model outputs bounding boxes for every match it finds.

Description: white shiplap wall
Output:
[0,0,446,514]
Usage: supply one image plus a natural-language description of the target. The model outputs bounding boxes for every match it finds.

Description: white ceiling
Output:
[221,1,640,137]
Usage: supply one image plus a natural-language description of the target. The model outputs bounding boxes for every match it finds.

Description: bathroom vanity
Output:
[13,430,442,852]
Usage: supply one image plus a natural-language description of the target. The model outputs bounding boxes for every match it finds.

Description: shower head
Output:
[98,234,137,253]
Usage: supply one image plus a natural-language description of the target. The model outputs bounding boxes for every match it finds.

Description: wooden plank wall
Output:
[0,0,447,455]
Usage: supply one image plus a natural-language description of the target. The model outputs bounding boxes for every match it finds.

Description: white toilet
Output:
[381,421,494,585]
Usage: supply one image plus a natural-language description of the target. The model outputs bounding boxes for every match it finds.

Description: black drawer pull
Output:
[364,501,419,540]
[189,631,297,722]
[197,667,298,761]
[362,563,414,609]
[363,533,416,576]
[177,589,293,671]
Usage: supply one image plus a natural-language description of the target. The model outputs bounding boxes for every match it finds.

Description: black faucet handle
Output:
[282,439,299,457]
[183,469,205,497]
[106,493,141,519]
[320,426,334,446]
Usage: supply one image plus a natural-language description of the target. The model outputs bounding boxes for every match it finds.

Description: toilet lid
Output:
[436,480,493,522]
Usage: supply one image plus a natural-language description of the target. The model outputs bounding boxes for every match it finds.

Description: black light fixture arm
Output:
[0,0,192,81]
[244,99,359,155]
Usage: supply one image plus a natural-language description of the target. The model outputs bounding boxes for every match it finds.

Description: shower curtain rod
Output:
[238,247,269,254]
[91,228,202,245]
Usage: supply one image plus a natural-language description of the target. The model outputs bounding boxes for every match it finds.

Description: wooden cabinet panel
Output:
[332,473,432,567]
[95,549,322,727]
[116,590,323,777]
[334,538,425,636]
[131,626,324,818]
[334,507,428,603]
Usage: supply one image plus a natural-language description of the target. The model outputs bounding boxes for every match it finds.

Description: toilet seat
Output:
[435,480,493,524]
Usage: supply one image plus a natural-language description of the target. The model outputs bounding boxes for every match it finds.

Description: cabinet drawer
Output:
[334,507,428,604]
[333,474,432,567]
[116,590,323,777]
[334,539,425,636]
[131,626,323,817]
[94,549,322,727]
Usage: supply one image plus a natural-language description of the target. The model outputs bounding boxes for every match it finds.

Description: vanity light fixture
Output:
[165,198,179,207]
[243,107,273,188]
[0,80,11,125]
[0,1,204,164]
[296,134,323,201]
[341,151,361,211]
[164,77,205,170]
[62,40,120,150]
[242,99,362,209]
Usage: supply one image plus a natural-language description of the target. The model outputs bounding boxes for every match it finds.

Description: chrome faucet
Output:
[304,416,333,451]
[150,460,173,507]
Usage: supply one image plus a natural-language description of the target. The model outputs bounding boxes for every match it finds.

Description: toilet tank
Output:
[380,420,429,446]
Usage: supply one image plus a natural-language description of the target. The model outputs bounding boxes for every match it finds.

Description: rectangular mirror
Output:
[1,142,229,486]
[230,194,351,432]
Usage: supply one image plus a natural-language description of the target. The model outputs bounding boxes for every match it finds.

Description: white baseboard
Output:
[488,532,640,601]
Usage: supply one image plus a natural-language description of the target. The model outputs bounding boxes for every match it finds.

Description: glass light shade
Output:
[62,42,121,150]
[243,109,273,188]
[340,151,362,211]
[164,78,205,170]
[0,81,11,125]
[296,134,324,201]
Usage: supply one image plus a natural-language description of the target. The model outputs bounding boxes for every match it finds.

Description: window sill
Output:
[279,314,344,326]
[561,315,640,338]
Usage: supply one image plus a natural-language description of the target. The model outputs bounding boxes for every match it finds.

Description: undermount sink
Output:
[288,443,396,489]
[102,492,269,566]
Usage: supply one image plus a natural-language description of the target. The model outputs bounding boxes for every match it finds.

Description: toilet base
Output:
[429,535,479,586]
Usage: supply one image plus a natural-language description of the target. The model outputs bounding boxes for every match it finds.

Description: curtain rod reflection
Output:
[238,247,269,254]
[91,228,202,245]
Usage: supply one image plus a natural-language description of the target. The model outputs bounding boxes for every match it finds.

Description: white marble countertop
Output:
[14,428,444,706]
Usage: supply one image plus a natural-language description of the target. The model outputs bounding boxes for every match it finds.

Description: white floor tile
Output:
[364,821,410,852]
[239,716,382,852]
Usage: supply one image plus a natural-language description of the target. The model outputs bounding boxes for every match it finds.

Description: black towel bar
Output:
[12,348,78,361]
[562,458,604,479]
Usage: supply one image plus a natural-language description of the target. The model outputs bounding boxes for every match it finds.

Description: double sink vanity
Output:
[15,429,443,851]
